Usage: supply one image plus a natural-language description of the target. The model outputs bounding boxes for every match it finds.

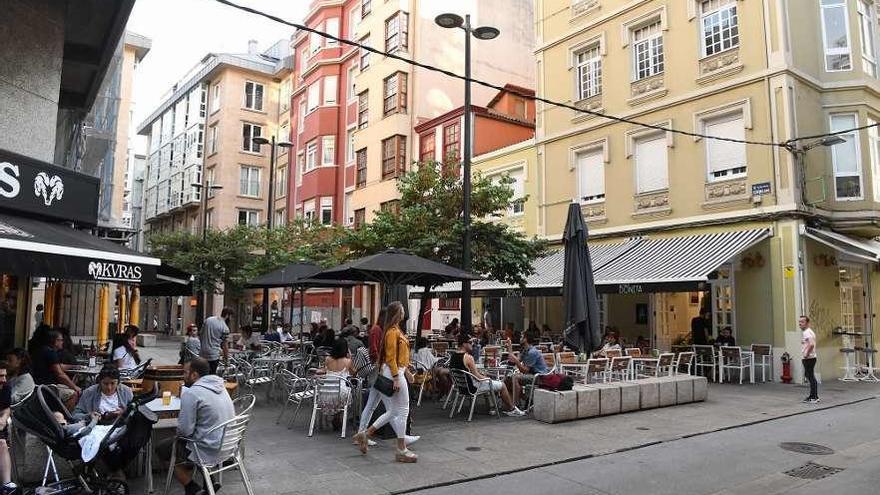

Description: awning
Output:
[0,213,160,284]
[803,227,880,263]
[139,265,193,296]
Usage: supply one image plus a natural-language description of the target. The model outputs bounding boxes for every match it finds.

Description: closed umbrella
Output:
[118,285,128,331]
[96,285,109,345]
[43,282,56,327]
[129,287,140,329]
[562,203,602,353]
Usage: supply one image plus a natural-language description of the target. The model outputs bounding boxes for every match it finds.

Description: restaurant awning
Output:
[139,265,193,296]
[0,213,160,284]
[803,227,880,263]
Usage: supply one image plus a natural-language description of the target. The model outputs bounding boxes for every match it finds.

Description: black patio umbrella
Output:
[562,203,602,354]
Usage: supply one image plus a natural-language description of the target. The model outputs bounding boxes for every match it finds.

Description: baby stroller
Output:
[12,385,158,494]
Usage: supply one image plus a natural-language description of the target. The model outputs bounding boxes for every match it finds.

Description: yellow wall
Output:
[733,238,774,347]
[473,141,539,235]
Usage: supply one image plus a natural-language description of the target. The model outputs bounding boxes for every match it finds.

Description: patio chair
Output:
[675,351,695,375]
[638,353,674,378]
[624,348,642,357]
[604,349,622,359]
[750,344,773,382]
[693,345,717,382]
[431,341,449,357]
[586,358,608,383]
[119,358,152,381]
[276,370,315,428]
[604,356,632,382]
[557,352,577,365]
[235,359,276,399]
[410,358,434,407]
[163,411,256,495]
[542,353,557,372]
[308,375,353,438]
[447,369,501,422]
[720,346,753,384]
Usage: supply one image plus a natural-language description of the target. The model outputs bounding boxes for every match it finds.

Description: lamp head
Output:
[252,137,270,146]
[819,135,846,147]
[435,13,464,29]
[472,26,500,40]
[278,140,293,148]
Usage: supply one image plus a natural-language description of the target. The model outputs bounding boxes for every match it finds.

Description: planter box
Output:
[671,375,694,404]
[573,385,599,418]
[656,376,677,407]
[637,378,660,409]
[532,388,578,424]
[619,382,640,412]
[588,382,622,416]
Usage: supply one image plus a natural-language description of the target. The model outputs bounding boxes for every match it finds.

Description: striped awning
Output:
[803,227,880,262]
[594,228,771,286]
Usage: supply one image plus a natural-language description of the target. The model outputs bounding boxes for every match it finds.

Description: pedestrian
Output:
[200,307,232,375]
[353,301,418,463]
[34,304,44,327]
[690,310,710,345]
[800,315,819,403]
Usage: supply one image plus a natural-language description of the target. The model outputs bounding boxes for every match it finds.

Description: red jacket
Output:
[368,324,383,362]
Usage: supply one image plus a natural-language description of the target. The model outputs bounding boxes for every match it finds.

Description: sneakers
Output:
[353,431,369,454]
[1,482,18,495]
[503,407,526,417]
[395,448,418,463]
[802,397,820,404]
[405,435,420,446]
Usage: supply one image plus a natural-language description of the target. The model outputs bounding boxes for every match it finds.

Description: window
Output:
[419,132,435,162]
[506,168,525,215]
[356,148,367,187]
[701,0,739,57]
[385,12,409,53]
[275,209,286,227]
[304,201,316,224]
[353,208,366,229]
[380,199,400,215]
[576,148,605,203]
[206,168,217,198]
[279,123,290,153]
[300,48,309,72]
[443,123,460,163]
[347,65,358,100]
[309,31,322,54]
[238,209,260,227]
[307,83,319,112]
[358,91,369,129]
[349,6,361,39]
[239,166,261,197]
[211,83,221,113]
[359,35,371,69]
[326,18,340,45]
[634,134,668,193]
[858,0,876,76]
[323,76,338,105]
[244,81,264,111]
[868,118,880,201]
[322,136,336,166]
[242,123,262,152]
[320,197,333,225]
[382,135,407,179]
[276,166,288,198]
[383,72,408,116]
[343,192,352,225]
[821,0,852,71]
[296,152,304,185]
[280,78,291,113]
[305,141,318,172]
[632,21,664,80]
[208,125,219,155]
[830,113,863,199]
[361,0,371,17]
[298,100,306,131]
[575,46,602,100]
[346,128,356,163]
[705,113,747,181]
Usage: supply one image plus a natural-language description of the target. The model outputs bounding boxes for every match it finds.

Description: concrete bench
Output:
[137,333,157,347]
[532,388,578,424]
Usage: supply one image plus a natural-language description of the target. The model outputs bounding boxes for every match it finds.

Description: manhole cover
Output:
[785,462,844,480]
[465,447,481,452]
[636,427,650,431]
[779,442,835,455]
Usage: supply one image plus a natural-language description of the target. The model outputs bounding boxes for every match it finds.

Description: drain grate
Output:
[636,427,650,431]
[465,446,481,452]
[779,442,835,455]
[785,462,844,480]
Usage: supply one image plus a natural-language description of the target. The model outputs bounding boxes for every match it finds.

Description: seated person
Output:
[0,363,15,495]
[32,330,81,409]
[235,325,262,351]
[180,324,201,364]
[156,358,235,495]
[450,334,524,416]
[112,325,141,371]
[412,337,439,371]
[507,331,549,402]
[72,365,133,423]
[262,327,281,343]
[316,339,356,430]
[594,332,622,358]
[715,327,736,347]
[279,324,295,342]
[342,327,365,356]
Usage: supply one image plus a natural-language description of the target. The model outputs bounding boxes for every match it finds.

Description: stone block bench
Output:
[533,375,709,424]
[137,333,158,347]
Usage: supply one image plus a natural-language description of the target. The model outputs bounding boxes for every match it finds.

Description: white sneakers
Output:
[503,407,526,417]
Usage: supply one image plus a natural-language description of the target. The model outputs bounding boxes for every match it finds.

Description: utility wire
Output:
[214,0,877,149]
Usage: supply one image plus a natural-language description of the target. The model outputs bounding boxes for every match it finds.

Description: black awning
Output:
[0,213,160,284]
[139,265,193,296]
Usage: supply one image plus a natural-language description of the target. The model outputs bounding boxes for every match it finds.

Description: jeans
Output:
[802,357,818,399]
[358,385,383,432]
[366,366,409,439]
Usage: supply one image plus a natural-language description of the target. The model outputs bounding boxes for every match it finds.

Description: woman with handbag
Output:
[353,301,417,463]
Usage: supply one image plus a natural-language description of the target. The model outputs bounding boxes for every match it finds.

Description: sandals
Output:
[353,431,369,454]
[395,448,418,463]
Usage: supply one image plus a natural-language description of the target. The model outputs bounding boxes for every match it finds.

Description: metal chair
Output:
[750,344,772,382]
[624,348,642,357]
[235,359,275,398]
[232,394,256,417]
[163,408,256,495]
[675,351,695,375]
[693,345,717,382]
[604,356,632,381]
[604,349,623,359]
[308,375,352,438]
[542,353,558,372]
[431,341,449,357]
[586,358,608,383]
[275,370,314,428]
[719,346,753,384]
[120,358,152,381]
[447,369,501,422]
[638,353,674,378]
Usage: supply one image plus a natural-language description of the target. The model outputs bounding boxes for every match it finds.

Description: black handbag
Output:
[374,373,395,397]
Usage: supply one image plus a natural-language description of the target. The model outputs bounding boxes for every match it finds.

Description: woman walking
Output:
[353,301,417,463]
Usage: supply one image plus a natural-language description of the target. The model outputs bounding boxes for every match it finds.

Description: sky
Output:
[126,0,309,150]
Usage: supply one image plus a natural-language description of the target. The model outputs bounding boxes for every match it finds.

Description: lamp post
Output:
[435,12,499,333]
[192,180,223,326]
[253,135,293,332]
[784,135,846,206]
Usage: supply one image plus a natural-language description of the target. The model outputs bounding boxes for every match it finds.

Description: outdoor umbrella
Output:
[562,203,602,354]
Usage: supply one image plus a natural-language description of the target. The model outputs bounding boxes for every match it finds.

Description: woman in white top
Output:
[72,365,133,422]
[318,338,356,407]
[112,325,141,371]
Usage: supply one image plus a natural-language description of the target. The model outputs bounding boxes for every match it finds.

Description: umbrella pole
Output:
[299,287,305,361]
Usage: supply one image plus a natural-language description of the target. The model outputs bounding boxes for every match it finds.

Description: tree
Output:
[347,162,547,333]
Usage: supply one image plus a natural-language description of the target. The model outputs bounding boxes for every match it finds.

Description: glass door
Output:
[711,264,735,340]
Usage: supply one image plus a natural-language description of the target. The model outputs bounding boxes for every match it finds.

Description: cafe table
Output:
[68,364,102,386]
[143,396,181,494]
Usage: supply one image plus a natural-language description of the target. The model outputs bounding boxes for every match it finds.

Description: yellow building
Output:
[464,0,880,382]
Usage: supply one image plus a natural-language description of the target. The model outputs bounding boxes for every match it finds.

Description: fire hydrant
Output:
[781,352,792,383]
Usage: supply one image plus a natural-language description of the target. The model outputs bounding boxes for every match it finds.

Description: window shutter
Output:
[577,149,605,200]
[324,76,338,104]
[635,135,668,193]
[508,168,525,199]
[706,116,745,174]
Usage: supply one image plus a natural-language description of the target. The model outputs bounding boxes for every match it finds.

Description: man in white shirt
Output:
[799,315,819,403]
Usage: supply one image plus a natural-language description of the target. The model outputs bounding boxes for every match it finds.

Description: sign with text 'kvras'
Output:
[87,261,144,283]
[0,149,99,225]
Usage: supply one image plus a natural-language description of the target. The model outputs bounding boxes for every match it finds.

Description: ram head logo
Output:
[34,172,64,206]
[88,262,101,278]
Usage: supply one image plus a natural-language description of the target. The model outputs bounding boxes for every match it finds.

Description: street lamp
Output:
[435,12,499,334]
[784,135,848,206]
[192,180,223,326]
[252,135,293,332]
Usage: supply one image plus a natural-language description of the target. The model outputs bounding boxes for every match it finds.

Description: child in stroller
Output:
[11,384,158,494]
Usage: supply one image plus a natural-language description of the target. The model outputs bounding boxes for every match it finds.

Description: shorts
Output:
[51,384,76,402]
[476,380,504,393]
[155,437,192,467]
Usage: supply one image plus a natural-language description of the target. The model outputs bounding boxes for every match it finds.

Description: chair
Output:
[750,344,773,382]
[447,369,501,422]
[719,346,753,384]
[604,349,622,359]
[542,353,557,372]
[410,358,434,407]
[232,394,256,417]
[431,342,449,357]
[164,410,256,495]
[604,356,632,382]
[586,358,608,383]
[120,358,152,381]
[693,345,717,382]
[675,351,695,375]
[275,370,314,428]
[308,375,352,438]
[638,353,674,378]
[624,348,642,357]
[235,359,275,398]
[557,352,577,365]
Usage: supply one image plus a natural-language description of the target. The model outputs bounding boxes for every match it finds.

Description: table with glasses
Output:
[143,396,181,494]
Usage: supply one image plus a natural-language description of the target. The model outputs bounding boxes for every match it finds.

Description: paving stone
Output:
[637,378,660,409]
[574,385,599,418]
[619,381,640,412]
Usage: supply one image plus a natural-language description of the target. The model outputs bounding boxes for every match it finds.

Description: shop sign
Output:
[505,289,524,297]
[751,182,772,196]
[87,261,144,283]
[618,284,644,294]
[0,149,99,225]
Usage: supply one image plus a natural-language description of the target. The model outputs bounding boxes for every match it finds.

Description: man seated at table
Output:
[235,325,262,352]
[507,331,549,405]
[32,330,81,409]
[714,327,736,347]
[451,334,524,416]
[593,332,622,358]
[157,357,235,495]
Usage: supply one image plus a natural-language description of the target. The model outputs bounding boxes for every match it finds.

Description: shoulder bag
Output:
[371,327,396,397]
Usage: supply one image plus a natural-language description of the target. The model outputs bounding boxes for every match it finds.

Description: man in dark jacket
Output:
[691,310,711,345]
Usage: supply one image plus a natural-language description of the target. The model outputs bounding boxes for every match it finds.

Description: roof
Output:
[124,31,152,62]
[486,84,535,108]
[414,105,534,134]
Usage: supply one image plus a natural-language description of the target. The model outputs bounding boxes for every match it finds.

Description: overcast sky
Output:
[126,0,308,150]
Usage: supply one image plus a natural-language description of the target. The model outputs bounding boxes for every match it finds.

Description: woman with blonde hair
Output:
[353,301,416,463]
